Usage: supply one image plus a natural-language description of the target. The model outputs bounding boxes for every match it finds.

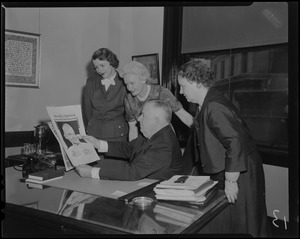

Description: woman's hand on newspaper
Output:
[75,164,93,178]
[82,135,100,150]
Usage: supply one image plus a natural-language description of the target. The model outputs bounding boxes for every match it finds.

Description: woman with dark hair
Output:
[84,48,128,142]
[177,59,271,237]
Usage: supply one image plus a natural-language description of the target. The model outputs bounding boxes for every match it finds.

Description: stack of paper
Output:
[154,202,202,227]
[154,175,218,203]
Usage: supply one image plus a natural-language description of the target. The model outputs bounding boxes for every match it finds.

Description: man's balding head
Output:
[138,100,172,138]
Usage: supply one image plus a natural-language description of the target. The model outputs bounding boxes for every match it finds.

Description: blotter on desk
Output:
[42,169,158,199]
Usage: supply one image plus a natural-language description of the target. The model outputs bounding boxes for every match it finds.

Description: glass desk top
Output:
[5,166,228,234]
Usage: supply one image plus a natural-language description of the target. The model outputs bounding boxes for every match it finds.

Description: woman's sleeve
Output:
[159,87,183,112]
[207,102,248,172]
[124,96,136,122]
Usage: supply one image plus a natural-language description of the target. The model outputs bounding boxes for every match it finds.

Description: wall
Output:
[110,7,163,80]
[264,165,289,221]
[5,7,110,132]
[4,6,163,154]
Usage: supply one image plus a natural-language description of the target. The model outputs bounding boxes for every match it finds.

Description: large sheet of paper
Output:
[44,170,158,199]
[47,105,99,167]
[47,122,74,171]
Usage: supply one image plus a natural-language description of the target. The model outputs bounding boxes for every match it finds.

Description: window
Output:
[241,52,247,73]
[220,60,225,79]
[214,64,218,79]
[230,55,235,76]
[184,44,288,153]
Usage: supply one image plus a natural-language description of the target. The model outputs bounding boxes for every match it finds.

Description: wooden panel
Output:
[5,130,59,148]
[5,131,34,147]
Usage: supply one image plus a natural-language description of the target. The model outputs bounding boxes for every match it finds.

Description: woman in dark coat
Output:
[84,48,128,142]
[177,59,270,237]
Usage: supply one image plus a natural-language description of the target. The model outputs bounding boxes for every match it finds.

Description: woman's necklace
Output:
[137,85,151,101]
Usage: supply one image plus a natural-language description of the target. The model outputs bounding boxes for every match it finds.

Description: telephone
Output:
[22,154,56,178]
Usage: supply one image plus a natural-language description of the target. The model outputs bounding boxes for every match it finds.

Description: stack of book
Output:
[25,168,65,189]
[154,175,218,204]
[154,202,203,227]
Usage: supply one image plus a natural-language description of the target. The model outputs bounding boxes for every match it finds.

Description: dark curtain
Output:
[162,6,189,147]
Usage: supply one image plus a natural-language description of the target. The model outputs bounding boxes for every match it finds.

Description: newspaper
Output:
[47,105,100,167]
[47,122,74,171]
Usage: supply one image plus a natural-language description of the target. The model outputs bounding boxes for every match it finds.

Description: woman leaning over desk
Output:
[84,48,128,142]
[177,59,270,237]
[121,61,193,141]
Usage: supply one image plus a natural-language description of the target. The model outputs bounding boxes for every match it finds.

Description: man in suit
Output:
[75,99,183,180]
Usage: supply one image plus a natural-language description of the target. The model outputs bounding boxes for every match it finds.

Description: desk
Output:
[4,167,230,236]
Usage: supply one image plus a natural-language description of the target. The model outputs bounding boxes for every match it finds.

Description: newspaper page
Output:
[46,105,100,166]
[47,122,74,171]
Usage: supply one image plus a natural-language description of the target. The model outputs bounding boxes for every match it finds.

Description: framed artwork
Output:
[5,29,41,88]
[132,53,160,85]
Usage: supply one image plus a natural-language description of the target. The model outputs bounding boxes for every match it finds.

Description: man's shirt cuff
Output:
[91,167,100,179]
[97,140,108,153]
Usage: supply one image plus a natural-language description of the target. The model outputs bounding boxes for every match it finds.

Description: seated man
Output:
[76,99,183,180]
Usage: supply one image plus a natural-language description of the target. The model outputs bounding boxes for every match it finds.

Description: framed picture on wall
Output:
[5,29,41,88]
[132,53,160,85]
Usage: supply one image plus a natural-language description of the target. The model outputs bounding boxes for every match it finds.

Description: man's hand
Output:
[82,135,100,149]
[75,165,93,178]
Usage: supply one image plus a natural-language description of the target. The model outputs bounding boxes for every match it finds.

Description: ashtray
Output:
[132,196,153,209]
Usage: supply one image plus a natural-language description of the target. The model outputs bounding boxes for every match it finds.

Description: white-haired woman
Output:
[121,61,193,141]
